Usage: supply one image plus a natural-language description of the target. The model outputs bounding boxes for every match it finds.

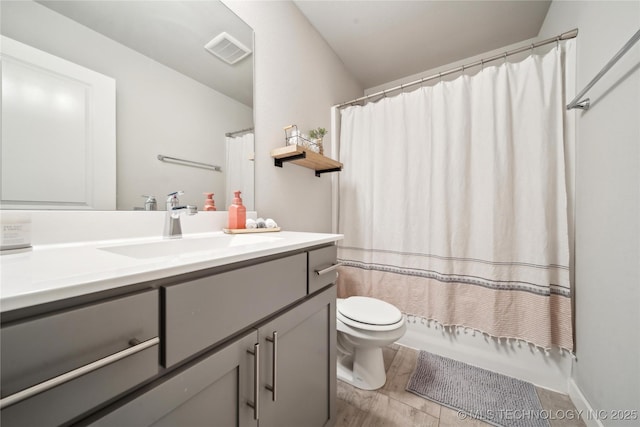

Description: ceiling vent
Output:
[204,32,252,65]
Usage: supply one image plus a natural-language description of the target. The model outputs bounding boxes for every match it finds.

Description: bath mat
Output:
[406,351,549,427]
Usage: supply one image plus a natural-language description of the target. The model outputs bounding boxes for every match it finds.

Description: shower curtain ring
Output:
[556,36,560,49]
[503,52,508,63]
[438,72,443,83]
[481,59,484,70]
[530,43,535,54]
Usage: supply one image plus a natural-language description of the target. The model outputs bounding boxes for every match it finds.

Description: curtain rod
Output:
[335,28,579,109]
[225,127,254,137]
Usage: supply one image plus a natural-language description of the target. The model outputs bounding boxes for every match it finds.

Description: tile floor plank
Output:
[380,346,442,418]
[337,379,379,413]
[336,398,369,427]
[361,393,439,427]
[535,387,587,427]
[438,407,493,427]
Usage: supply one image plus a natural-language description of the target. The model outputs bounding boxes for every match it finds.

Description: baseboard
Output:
[397,320,572,393]
[568,379,604,427]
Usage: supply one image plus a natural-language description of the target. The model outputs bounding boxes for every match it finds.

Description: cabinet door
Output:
[258,285,336,427]
[91,330,258,427]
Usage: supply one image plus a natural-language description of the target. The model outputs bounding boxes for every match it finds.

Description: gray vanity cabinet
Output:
[258,285,336,427]
[0,242,339,427]
[91,330,258,427]
[92,285,336,427]
[92,249,337,427]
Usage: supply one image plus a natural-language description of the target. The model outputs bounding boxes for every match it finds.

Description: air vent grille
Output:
[204,32,252,65]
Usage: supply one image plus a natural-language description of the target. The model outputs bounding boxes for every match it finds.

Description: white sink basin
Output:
[99,234,282,259]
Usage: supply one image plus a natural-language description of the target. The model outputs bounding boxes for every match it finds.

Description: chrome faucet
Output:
[164,191,198,239]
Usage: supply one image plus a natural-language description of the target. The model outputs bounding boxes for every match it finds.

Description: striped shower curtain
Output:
[337,45,574,351]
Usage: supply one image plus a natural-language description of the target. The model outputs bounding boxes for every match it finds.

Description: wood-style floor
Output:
[336,344,587,427]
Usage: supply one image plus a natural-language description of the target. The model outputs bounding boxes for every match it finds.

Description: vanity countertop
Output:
[0,231,343,313]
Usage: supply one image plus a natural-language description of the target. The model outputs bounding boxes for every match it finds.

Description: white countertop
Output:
[0,231,343,313]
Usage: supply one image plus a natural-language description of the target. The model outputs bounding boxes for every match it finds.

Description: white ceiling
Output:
[294,0,552,89]
[38,1,254,106]
[36,1,552,105]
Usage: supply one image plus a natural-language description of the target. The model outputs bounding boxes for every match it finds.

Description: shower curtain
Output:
[225,132,255,211]
[337,46,573,351]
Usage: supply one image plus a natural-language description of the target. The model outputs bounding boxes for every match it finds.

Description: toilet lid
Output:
[338,296,403,326]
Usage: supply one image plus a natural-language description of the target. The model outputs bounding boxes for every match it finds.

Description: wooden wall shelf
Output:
[270,145,343,177]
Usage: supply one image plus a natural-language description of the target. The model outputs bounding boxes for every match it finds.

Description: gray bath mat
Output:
[406,351,549,427]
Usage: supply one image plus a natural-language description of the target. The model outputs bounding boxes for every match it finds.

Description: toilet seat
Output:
[337,297,404,332]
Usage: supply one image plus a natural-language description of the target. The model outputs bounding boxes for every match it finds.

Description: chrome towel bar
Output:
[567,28,640,110]
[157,154,222,172]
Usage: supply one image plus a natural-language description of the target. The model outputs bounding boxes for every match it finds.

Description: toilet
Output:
[336,296,406,390]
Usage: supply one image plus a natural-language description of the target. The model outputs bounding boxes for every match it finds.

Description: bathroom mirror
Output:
[0,0,254,211]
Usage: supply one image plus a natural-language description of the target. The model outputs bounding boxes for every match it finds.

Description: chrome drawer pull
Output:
[0,337,159,410]
[314,262,343,276]
[246,343,260,420]
[265,331,278,401]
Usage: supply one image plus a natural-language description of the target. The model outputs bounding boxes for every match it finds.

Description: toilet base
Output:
[336,346,386,390]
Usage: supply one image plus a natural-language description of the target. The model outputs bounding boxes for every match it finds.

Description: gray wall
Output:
[223,0,363,232]
[538,1,640,421]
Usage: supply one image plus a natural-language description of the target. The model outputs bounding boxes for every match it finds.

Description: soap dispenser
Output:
[228,191,246,229]
[203,192,217,211]
[142,195,157,211]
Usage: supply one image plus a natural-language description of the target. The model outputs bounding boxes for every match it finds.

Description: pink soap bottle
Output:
[203,192,216,211]
[228,191,246,229]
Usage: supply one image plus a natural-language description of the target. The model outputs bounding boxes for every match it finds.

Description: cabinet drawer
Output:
[164,253,306,367]
[308,245,338,294]
[0,290,159,426]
